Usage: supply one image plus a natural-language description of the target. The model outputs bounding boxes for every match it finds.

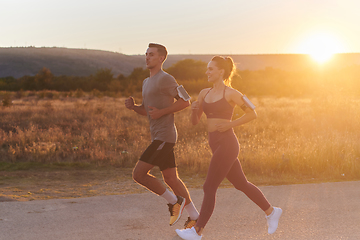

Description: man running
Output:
[125,43,199,227]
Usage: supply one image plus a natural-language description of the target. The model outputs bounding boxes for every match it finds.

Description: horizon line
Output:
[1,46,359,56]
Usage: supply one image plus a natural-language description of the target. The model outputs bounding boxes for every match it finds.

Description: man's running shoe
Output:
[168,196,186,226]
[184,217,197,229]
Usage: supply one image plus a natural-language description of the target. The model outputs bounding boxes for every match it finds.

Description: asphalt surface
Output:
[1,181,360,240]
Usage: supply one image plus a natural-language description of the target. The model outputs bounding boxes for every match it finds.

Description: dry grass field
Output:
[176,94,360,183]
[1,92,360,200]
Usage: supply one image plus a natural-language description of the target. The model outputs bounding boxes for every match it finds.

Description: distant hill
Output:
[1,47,359,78]
[162,53,360,72]
[0,47,145,78]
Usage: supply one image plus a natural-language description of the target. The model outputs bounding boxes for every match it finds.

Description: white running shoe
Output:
[266,207,282,234]
[175,227,202,240]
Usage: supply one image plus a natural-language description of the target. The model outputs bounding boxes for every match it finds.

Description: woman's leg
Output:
[226,159,271,211]
[196,133,239,229]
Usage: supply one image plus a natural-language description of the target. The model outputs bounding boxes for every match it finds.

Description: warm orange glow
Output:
[296,32,346,64]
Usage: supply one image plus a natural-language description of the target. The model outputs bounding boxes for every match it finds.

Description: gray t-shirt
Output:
[142,70,179,143]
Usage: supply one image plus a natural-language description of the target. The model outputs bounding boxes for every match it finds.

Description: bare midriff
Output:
[207,118,231,133]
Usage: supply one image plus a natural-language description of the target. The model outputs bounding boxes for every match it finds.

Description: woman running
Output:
[176,56,282,240]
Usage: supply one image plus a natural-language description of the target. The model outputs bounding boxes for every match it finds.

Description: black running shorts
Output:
[139,140,176,171]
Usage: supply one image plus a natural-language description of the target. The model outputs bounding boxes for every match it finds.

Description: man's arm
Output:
[125,97,147,116]
[132,104,147,116]
[148,98,190,120]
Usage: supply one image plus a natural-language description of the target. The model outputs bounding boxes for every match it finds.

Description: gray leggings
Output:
[196,129,271,228]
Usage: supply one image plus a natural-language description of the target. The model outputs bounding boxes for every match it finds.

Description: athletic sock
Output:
[160,189,177,205]
[185,201,199,220]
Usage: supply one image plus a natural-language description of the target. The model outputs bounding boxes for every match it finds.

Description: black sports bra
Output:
[202,87,234,120]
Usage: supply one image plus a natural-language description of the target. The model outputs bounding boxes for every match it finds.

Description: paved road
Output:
[1,181,359,240]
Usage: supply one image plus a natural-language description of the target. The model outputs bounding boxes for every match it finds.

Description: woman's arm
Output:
[215,89,257,132]
[229,107,257,128]
[190,89,207,125]
[228,89,257,128]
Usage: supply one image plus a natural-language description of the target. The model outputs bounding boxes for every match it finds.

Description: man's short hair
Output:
[148,43,168,60]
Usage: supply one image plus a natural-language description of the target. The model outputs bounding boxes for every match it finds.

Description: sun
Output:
[297,33,345,64]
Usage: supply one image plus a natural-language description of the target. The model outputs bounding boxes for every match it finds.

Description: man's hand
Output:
[148,106,164,119]
[125,97,135,110]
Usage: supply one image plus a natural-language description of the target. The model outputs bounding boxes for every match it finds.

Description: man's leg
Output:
[162,167,190,204]
[133,160,187,226]
[132,160,167,195]
[162,167,199,223]
[133,141,188,226]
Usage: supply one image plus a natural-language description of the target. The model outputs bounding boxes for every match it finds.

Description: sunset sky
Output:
[1,0,359,56]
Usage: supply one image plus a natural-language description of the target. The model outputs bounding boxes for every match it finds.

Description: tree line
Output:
[1,58,359,97]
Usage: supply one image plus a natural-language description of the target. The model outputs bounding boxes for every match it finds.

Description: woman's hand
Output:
[190,100,203,125]
[191,101,200,112]
[215,122,233,132]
